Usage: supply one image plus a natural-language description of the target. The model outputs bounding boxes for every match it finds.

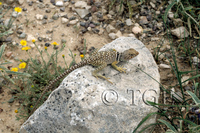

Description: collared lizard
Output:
[30,48,139,116]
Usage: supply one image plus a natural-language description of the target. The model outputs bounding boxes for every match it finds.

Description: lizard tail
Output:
[30,58,92,117]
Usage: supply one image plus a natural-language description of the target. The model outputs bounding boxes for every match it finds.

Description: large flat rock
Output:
[20,37,160,133]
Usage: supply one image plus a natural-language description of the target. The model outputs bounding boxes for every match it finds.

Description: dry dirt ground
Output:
[0,0,186,133]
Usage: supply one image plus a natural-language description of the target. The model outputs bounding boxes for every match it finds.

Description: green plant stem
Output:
[33,42,47,68]
[180,2,199,27]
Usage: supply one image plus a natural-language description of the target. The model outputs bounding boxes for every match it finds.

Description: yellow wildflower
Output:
[31,85,34,88]
[11,67,18,72]
[44,46,47,50]
[20,40,27,46]
[52,42,59,46]
[15,110,18,113]
[22,46,31,51]
[0,2,2,5]
[62,54,65,58]
[80,54,84,58]
[14,7,22,13]
[20,59,22,62]
[30,105,33,108]
[19,62,26,69]
[32,39,36,43]
[0,68,2,71]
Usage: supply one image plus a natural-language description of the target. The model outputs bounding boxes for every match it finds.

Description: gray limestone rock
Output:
[20,37,160,133]
[75,9,89,19]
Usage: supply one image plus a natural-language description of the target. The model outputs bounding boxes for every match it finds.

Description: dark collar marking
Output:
[116,52,120,62]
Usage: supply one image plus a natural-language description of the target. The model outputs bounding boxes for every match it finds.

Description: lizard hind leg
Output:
[92,63,113,84]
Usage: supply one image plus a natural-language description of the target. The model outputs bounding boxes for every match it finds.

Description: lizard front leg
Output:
[111,61,126,73]
[92,62,113,84]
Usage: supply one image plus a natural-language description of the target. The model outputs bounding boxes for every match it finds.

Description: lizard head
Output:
[119,48,139,61]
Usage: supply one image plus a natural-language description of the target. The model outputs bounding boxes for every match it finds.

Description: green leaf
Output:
[164,1,176,23]
[5,70,31,77]
[158,119,177,132]
[186,90,200,105]
[184,6,193,11]
[0,44,5,60]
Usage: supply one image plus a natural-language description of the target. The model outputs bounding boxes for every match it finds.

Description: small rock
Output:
[80,22,86,27]
[171,26,189,38]
[42,20,47,24]
[18,0,24,5]
[69,16,76,20]
[171,89,183,102]
[28,1,33,6]
[115,30,122,38]
[155,11,160,15]
[61,39,66,44]
[56,1,63,6]
[35,14,43,20]
[159,64,171,69]
[27,34,36,42]
[38,37,43,42]
[193,57,200,64]
[139,16,148,25]
[60,7,65,12]
[50,0,55,4]
[98,28,104,35]
[45,43,50,47]
[5,37,12,42]
[168,12,174,19]
[173,18,183,27]
[19,33,26,38]
[52,14,59,20]
[108,33,116,40]
[61,18,69,24]
[75,9,89,18]
[12,12,20,18]
[5,52,13,58]
[43,15,48,19]
[69,19,78,25]
[46,9,51,13]
[106,24,116,33]
[127,34,136,38]
[75,1,87,8]
[181,76,190,86]
[132,26,143,34]
[184,86,191,91]
[125,19,132,26]
[116,4,124,15]
[150,2,155,8]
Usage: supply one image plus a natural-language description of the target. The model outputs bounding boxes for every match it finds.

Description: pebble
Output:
[50,0,55,4]
[56,1,64,6]
[115,30,122,38]
[132,26,143,34]
[125,19,132,26]
[12,12,20,18]
[38,37,43,42]
[60,7,65,12]
[43,15,48,19]
[27,34,36,42]
[5,52,13,58]
[35,14,43,20]
[61,18,69,24]
[52,14,59,20]
[106,24,116,33]
[171,88,183,102]
[75,1,87,8]
[193,57,200,64]
[181,76,190,86]
[80,22,86,27]
[61,39,66,44]
[139,16,148,25]
[127,34,136,38]
[171,26,189,38]
[28,1,33,6]
[42,20,47,24]
[19,33,26,38]
[159,64,171,69]
[69,19,78,25]
[46,9,51,13]
[75,9,90,18]
[108,33,116,40]
[150,2,155,8]
[45,43,50,47]
[168,12,174,19]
